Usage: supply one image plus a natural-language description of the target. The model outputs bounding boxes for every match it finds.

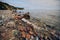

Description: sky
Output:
[0,0,60,10]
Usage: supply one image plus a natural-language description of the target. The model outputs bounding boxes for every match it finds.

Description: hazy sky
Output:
[0,0,60,10]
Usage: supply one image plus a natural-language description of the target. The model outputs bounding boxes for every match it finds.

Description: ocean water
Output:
[29,10,60,30]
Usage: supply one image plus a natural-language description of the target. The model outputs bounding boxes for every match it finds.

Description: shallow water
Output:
[30,10,60,31]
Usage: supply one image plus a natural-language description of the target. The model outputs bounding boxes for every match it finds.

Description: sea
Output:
[29,10,60,31]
